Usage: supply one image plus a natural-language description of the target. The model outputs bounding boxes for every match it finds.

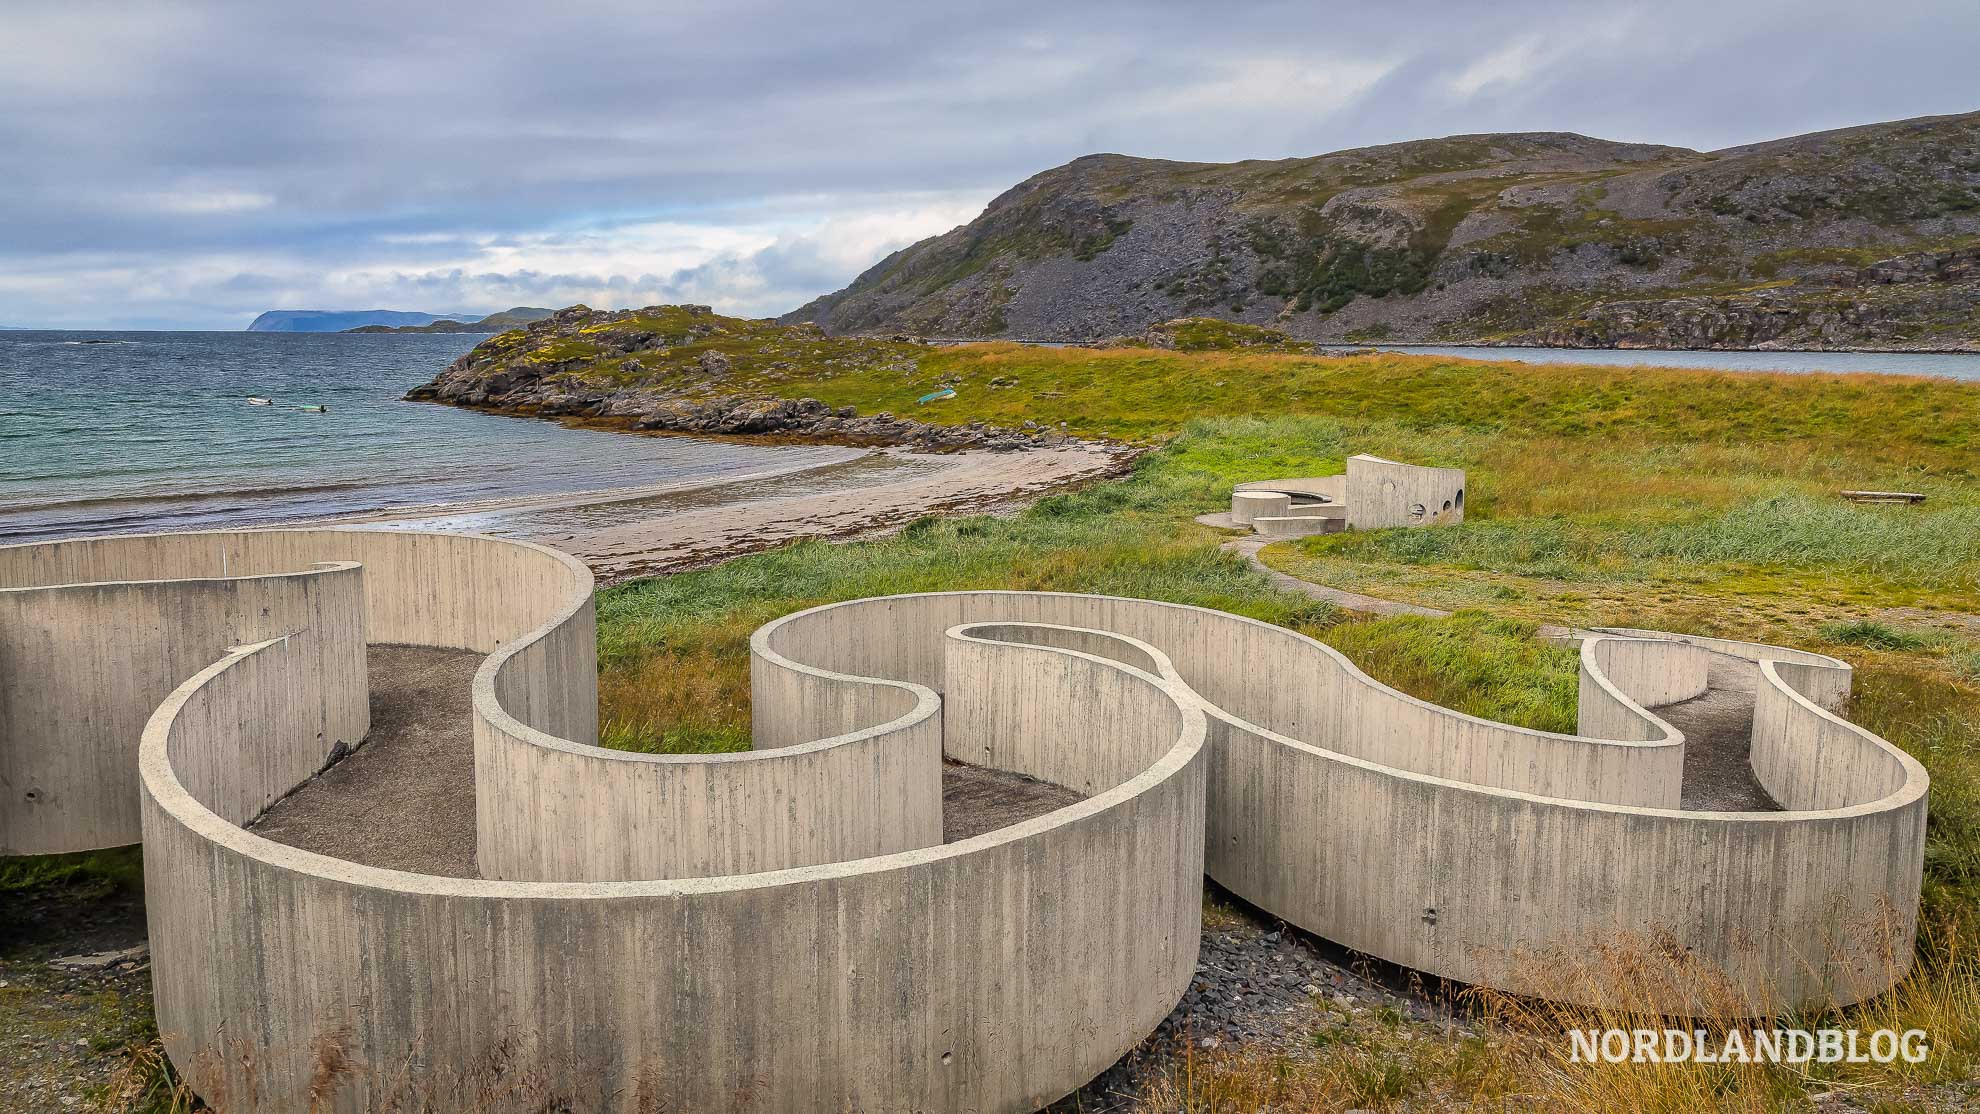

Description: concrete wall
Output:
[744,592,1918,1011]
[1343,454,1467,529]
[6,527,1930,1108]
[0,558,368,854]
[1230,490,1290,525]
[1232,457,1462,533]
[1577,636,1710,749]
[112,537,1204,1113]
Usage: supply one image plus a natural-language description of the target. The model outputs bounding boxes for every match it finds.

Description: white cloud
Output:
[131,189,277,215]
[0,190,991,327]
[1446,37,1544,98]
[1152,57,1396,116]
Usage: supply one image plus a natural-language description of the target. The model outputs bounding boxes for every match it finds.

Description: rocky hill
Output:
[783,112,1980,350]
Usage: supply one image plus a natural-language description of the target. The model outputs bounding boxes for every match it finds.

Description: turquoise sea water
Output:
[0,331,849,543]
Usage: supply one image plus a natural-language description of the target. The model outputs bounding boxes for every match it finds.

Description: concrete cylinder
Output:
[1231,491,1290,526]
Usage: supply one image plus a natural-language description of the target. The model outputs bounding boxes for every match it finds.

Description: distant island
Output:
[246,310,480,333]
[785,110,1980,351]
[244,308,553,333]
[346,307,555,334]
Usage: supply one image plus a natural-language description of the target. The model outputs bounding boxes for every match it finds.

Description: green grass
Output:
[1322,612,1580,734]
[1821,619,1940,653]
[594,415,1600,753]
[0,846,143,893]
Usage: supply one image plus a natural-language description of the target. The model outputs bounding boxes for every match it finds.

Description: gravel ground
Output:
[1654,652,1781,812]
[1055,886,1461,1112]
[251,644,483,876]
[0,871,153,1113]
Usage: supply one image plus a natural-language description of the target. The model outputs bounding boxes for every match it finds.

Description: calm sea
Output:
[0,331,850,543]
[1366,345,1980,380]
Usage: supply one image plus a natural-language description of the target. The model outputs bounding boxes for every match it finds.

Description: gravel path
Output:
[1652,653,1781,812]
[252,647,1096,877]
[251,644,483,876]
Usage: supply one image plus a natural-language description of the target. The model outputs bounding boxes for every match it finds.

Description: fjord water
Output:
[0,331,850,543]
[1370,344,1980,380]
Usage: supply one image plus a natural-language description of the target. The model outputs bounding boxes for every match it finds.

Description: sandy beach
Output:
[295,443,1133,581]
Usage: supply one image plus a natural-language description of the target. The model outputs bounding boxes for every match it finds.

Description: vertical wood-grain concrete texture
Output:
[1,528,1930,1111]
[1342,453,1466,528]
[0,552,368,854]
[1231,455,1462,533]
[140,590,1205,1112]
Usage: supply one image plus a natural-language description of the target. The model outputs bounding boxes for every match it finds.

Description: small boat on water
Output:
[293,404,329,413]
[246,396,273,406]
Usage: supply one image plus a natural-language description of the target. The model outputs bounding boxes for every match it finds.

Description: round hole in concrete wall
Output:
[1442,499,1453,513]
[1455,488,1465,510]
[1409,503,1426,521]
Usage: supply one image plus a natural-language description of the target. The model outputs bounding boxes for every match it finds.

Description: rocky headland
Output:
[407,304,1094,452]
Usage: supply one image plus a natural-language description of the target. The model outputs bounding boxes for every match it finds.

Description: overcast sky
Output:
[2,0,1973,329]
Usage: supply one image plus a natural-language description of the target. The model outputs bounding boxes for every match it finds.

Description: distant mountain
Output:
[246,310,484,333]
[784,110,1980,350]
[346,307,556,334]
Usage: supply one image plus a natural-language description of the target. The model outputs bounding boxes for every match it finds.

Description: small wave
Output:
[4,479,389,514]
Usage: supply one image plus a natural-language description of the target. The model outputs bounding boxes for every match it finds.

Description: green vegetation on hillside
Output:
[780,112,1980,347]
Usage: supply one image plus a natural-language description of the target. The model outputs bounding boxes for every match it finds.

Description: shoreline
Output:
[264,446,871,529]
[8,326,1979,356]
[1354,340,1980,356]
[284,441,1136,583]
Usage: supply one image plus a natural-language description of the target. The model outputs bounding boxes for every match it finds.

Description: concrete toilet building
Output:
[1228,453,1465,537]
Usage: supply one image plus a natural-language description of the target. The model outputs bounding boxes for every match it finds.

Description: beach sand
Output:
[293,444,1131,582]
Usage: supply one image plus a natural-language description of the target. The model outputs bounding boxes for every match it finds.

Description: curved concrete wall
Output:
[1231,456,1462,533]
[743,593,1919,1010]
[3,528,1930,1109]
[1577,636,1709,751]
[0,557,368,854]
[1344,454,1466,528]
[141,599,1205,1113]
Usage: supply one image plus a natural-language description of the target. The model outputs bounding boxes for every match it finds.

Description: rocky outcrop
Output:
[407,305,1085,452]
[782,112,1980,350]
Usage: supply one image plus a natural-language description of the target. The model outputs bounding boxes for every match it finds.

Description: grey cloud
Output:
[1,0,1974,326]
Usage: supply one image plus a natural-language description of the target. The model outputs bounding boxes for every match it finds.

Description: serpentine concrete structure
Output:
[0,528,1928,1112]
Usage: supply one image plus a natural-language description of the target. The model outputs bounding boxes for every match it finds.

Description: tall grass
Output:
[595,416,1601,751]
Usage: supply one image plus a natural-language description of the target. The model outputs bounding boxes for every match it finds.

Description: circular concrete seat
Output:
[1230,490,1290,525]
